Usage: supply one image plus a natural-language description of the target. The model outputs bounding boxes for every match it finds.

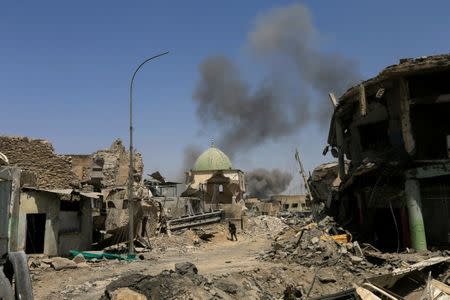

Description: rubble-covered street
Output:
[2,2,450,300]
[28,215,450,299]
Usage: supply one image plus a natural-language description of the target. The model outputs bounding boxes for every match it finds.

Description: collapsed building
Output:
[67,139,158,246]
[0,136,158,255]
[317,54,450,251]
[0,136,101,256]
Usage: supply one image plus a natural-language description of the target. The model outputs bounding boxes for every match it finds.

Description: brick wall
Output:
[0,136,78,189]
[68,155,92,182]
[92,139,144,188]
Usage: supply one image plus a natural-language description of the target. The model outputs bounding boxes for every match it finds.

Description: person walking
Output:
[228,221,237,241]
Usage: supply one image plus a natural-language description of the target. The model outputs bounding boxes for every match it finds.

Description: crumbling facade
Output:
[270,194,310,215]
[322,54,450,251]
[68,139,158,243]
[67,139,144,192]
[0,137,100,256]
[0,136,79,189]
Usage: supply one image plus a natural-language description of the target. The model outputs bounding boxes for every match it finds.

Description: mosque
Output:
[184,143,246,204]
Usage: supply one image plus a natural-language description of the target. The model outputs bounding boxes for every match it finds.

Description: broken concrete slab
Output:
[51,257,77,271]
[350,256,364,265]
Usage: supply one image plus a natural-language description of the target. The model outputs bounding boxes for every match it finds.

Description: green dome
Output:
[193,145,232,171]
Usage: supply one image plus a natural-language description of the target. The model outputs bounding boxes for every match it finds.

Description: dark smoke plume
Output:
[247,169,293,199]
[178,145,202,181]
[193,3,359,155]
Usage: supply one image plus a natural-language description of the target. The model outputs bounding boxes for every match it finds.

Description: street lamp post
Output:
[128,51,169,256]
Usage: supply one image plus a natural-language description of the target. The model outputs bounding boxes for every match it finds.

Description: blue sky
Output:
[1,1,449,189]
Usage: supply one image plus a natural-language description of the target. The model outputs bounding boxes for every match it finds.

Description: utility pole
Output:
[128,51,169,256]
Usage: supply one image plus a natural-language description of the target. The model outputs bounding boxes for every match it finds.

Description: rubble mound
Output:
[246,215,289,237]
[101,271,209,300]
[100,263,259,300]
[100,261,364,299]
[259,215,450,297]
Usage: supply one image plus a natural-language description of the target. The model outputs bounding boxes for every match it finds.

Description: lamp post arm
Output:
[128,51,169,256]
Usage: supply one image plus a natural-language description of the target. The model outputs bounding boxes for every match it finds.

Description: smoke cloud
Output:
[246,169,293,199]
[193,3,359,155]
[178,145,202,181]
[190,4,359,196]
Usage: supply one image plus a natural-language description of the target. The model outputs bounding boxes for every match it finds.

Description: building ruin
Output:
[319,54,450,251]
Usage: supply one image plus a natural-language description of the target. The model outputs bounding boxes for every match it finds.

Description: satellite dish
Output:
[0,152,9,165]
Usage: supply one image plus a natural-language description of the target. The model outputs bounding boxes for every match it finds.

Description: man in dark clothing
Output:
[228,221,237,241]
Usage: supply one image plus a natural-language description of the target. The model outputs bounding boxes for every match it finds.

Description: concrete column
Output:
[405,179,427,251]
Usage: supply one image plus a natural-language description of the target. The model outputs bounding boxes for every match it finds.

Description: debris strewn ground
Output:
[29,215,450,300]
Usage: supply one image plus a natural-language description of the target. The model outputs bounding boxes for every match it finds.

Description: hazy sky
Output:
[1,1,449,190]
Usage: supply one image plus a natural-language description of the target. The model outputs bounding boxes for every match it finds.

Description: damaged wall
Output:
[91,139,144,188]
[69,155,92,183]
[0,136,79,189]
[17,190,60,256]
[68,139,144,189]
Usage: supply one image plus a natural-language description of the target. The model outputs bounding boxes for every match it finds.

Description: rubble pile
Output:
[99,262,312,300]
[246,215,289,238]
[259,215,450,298]
[149,229,201,254]
[100,260,371,299]
[262,216,447,270]
[100,262,227,300]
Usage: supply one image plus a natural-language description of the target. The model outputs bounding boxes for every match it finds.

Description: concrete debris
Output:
[175,262,198,276]
[257,214,450,298]
[50,257,78,271]
[28,214,450,299]
[110,288,147,300]
[100,263,297,300]
[72,253,87,264]
[246,215,289,237]
[350,255,363,265]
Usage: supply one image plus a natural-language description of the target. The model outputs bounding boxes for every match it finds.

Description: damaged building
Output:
[0,136,101,256]
[184,143,246,205]
[270,194,311,216]
[67,139,159,245]
[0,136,158,255]
[319,54,450,251]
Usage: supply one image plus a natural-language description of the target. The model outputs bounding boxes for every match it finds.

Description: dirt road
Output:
[32,234,273,299]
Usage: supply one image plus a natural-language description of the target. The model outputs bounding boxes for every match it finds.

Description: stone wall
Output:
[67,139,144,189]
[92,139,144,188]
[0,136,78,189]
[68,155,92,182]
[0,136,144,190]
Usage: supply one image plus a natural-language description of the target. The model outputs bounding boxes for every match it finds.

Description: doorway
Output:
[25,213,46,254]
